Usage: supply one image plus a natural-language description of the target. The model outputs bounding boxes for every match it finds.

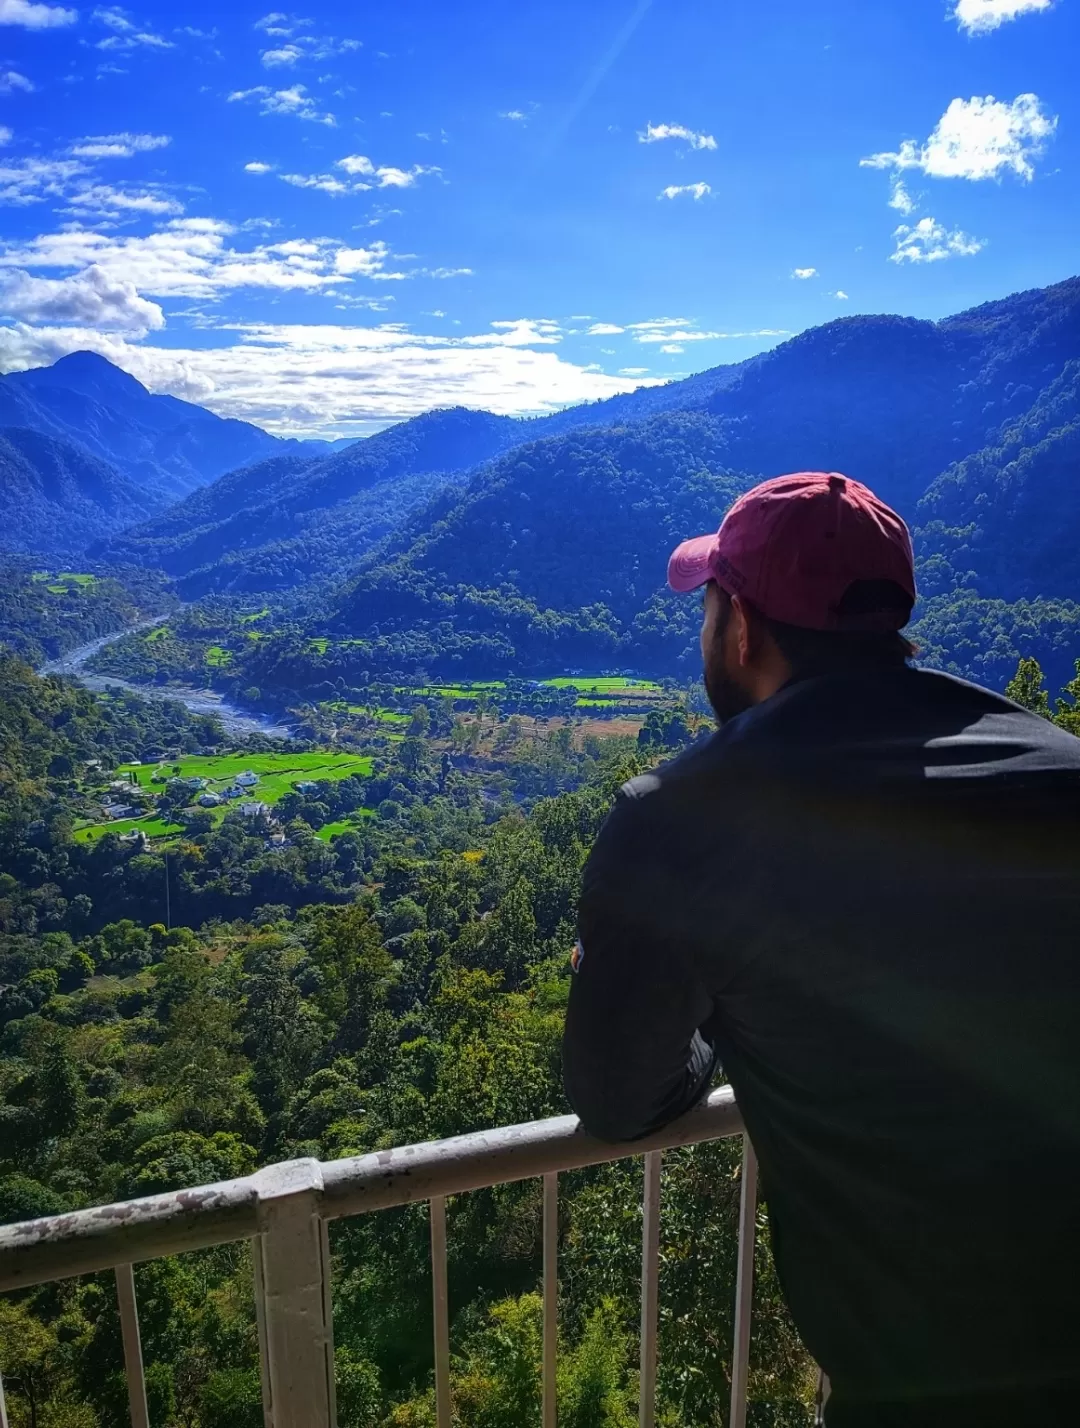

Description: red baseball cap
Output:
[667,472,916,631]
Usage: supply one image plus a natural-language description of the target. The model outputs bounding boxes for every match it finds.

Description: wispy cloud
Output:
[0,127,12,146]
[888,177,916,214]
[791,267,817,279]
[0,69,33,93]
[500,109,526,121]
[639,122,717,151]
[228,84,336,126]
[587,322,625,335]
[659,182,711,200]
[954,0,1052,34]
[832,290,850,300]
[252,11,359,66]
[628,317,788,344]
[861,94,1056,182]
[64,182,183,217]
[71,132,170,158]
[92,5,173,48]
[890,217,985,263]
[0,156,86,205]
[0,0,76,27]
[244,160,273,174]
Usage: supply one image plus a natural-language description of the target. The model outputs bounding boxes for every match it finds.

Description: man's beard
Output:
[704,650,754,727]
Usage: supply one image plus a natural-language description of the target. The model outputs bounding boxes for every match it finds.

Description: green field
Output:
[74,753,375,844]
[73,816,183,845]
[541,676,661,693]
[33,571,98,593]
[316,811,376,841]
[205,645,232,667]
[122,752,373,801]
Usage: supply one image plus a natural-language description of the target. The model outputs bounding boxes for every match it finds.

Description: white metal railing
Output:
[0,1086,753,1428]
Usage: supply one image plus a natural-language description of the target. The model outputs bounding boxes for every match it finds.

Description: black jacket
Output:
[563,666,1080,1400]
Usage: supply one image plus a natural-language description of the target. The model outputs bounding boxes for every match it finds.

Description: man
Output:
[563,472,1080,1426]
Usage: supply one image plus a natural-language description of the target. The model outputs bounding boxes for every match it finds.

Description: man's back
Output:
[564,666,1080,1401]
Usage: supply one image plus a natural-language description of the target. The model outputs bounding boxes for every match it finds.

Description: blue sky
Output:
[0,0,1075,436]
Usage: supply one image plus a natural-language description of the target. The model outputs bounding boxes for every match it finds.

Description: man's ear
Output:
[730,595,760,669]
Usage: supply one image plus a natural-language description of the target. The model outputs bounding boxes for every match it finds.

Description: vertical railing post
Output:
[639,1151,662,1428]
[0,1367,9,1428]
[253,1159,335,1428]
[430,1197,452,1428]
[729,1135,759,1428]
[542,1172,558,1428]
[114,1264,150,1428]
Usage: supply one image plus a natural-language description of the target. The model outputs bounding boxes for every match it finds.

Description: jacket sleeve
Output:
[562,785,717,1143]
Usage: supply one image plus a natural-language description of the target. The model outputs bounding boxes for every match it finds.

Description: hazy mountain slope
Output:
[97,406,525,593]
[0,426,157,558]
[0,351,336,509]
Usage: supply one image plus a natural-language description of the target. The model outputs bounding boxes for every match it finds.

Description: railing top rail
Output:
[0,1086,742,1294]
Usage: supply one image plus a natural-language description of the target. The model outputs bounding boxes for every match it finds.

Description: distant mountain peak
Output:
[39,349,151,399]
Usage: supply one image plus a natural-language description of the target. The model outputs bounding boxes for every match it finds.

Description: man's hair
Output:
[717,580,916,673]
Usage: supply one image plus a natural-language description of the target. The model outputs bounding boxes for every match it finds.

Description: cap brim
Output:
[667,534,719,593]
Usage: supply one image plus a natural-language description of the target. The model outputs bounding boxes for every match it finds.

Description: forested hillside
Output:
[0,428,157,560]
[96,408,526,596]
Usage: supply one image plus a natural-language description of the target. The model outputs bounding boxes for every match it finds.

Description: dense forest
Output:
[0,657,818,1426]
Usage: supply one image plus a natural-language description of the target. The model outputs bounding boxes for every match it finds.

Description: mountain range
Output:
[0,351,348,558]
[2,274,1079,690]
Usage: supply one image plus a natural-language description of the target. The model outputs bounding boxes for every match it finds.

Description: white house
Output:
[235,771,259,788]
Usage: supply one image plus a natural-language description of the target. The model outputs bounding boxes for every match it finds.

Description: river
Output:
[41,621,294,742]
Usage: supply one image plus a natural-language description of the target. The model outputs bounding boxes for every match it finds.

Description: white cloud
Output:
[792,267,817,279]
[228,84,335,126]
[281,172,350,194]
[619,366,649,375]
[890,217,985,263]
[71,131,170,158]
[888,177,916,214]
[0,69,33,92]
[426,267,471,279]
[261,42,303,65]
[639,122,717,151]
[244,161,273,174]
[660,344,684,354]
[501,110,525,121]
[833,290,850,300]
[0,127,11,146]
[254,11,288,29]
[954,0,1052,34]
[861,93,1056,182]
[0,218,404,297]
[334,154,438,188]
[0,0,76,26]
[0,264,163,334]
[587,322,625,335]
[659,182,711,200]
[0,316,666,436]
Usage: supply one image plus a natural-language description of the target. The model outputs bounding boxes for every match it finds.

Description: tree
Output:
[1004,656,1051,717]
